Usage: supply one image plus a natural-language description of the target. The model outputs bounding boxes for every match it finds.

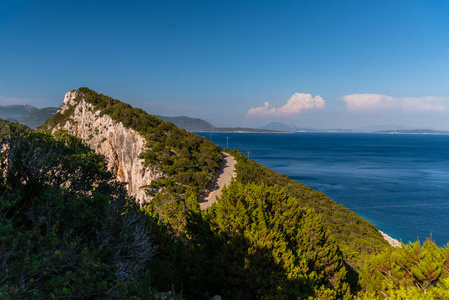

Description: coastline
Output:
[379,230,402,248]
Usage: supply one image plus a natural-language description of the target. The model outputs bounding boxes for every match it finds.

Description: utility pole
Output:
[209,133,213,142]
[225,136,229,149]
[246,151,251,159]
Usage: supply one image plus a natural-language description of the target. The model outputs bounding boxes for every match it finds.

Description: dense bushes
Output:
[145,182,353,299]
[4,120,449,299]
[0,126,155,298]
[202,182,352,299]
[227,149,390,264]
[25,87,449,298]
[358,239,449,298]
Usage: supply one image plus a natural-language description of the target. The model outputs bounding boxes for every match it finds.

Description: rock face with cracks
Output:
[51,91,162,204]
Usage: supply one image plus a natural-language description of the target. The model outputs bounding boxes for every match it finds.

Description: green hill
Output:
[42,87,223,199]
[157,115,284,133]
[9,87,448,299]
[0,121,156,298]
[19,107,58,128]
[227,149,390,264]
[157,115,216,131]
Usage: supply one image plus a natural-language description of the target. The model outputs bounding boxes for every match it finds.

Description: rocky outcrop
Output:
[52,91,162,204]
[379,230,402,248]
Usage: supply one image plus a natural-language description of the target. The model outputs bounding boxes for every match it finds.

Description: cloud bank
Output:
[341,94,449,112]
[247,93,325,117]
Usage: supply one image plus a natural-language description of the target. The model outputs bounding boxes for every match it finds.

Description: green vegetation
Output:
[157,115,216,131]
[157,115,285,132]
[42,87,222,198]
[203,183,352,299]
[8,88,449,299]
[18,107,58,128]
[141,182,353,299]
[0,121,354,299]
[227,149,390,265]
[0,124,161,298]
[0,119,29,137]
[357,239,449,299]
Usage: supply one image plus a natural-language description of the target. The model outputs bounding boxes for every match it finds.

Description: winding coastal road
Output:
[199,152,236,210]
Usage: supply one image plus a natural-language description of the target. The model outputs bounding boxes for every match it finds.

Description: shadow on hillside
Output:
[148,209,310,299]
[181,210,309,300]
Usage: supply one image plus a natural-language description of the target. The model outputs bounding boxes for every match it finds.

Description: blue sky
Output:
[1,0,449,129]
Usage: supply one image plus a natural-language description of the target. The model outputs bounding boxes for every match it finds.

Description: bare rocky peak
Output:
[59,90,80,113]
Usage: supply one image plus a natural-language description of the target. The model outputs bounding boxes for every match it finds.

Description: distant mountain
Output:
[157,115,284,133]
[376,129,449,134]
[0,104,38,121]
[259,123,421,133]
[260,122,298,132]
[259,122,316,132]
[19,107,58,128]
[157,115,215,131]
[206,127,284,133]
[352,125,412,133]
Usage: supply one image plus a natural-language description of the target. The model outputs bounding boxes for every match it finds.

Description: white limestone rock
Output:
[52,91,163,204]
[379,230,402,248]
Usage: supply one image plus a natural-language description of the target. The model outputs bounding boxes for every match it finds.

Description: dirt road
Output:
[199,152,236,210]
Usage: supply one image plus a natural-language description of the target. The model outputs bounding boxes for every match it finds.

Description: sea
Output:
[197,132,449,246]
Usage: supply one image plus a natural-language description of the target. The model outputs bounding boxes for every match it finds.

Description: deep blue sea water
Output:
[197,132,449,246]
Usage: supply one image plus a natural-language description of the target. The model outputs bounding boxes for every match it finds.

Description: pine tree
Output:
[359,238,449,297]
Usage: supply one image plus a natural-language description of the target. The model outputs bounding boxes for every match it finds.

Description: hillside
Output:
[205,126,284,133]
[0,105,58,128]
[12,87,447,299]
[0,121,156,298]
[157,115,216,131]
[157,115,284,133]
[260,122,310,132]
[18,106,58,128]
[227,150,390,262]
[0,104,37,121]
[42,88,222,204]
[0,120,357,299]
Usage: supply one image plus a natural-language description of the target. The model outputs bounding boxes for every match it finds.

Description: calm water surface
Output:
[198,132,449,246]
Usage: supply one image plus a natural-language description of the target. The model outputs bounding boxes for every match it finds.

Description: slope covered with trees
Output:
[141,182,355,299]
[202,183,352,299]
[157,115,216,131]
[357,239,449,299]
[18,107,58,128]
[0,121,355,299]
[227,149,390,264]
[4,87,449,299]
[0,122,157,298]
[42,87,222,209]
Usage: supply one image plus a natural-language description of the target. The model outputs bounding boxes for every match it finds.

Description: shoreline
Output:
[379,230,402,247]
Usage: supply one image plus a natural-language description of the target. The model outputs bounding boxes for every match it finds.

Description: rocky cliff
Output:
[51,91,162,204]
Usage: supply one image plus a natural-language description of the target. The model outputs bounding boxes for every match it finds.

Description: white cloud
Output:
[341,94,449,112]
[247,93,325,117]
